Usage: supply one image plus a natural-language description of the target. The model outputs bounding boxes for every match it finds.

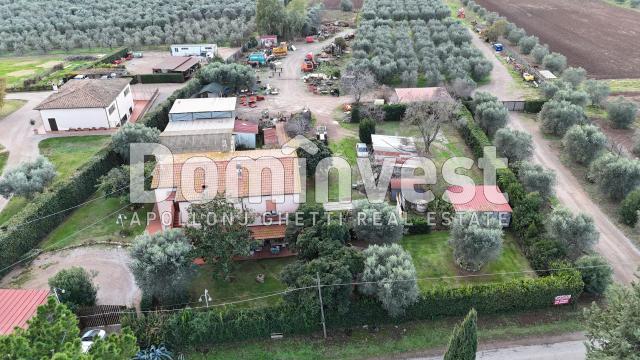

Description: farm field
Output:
[0,55,101,88]
[0,99,26,119]
[474,0,640,79]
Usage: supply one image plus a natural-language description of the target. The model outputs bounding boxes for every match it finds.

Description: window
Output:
[181,47,189,50]
[174,48,178,52]
[123,87,130,96]
[108,104,116,115]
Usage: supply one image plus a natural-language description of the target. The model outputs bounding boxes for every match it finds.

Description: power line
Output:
[73,263,630,319]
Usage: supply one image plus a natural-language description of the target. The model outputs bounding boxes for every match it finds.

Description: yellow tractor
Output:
[522,72,535,82]
[272,42,288,57]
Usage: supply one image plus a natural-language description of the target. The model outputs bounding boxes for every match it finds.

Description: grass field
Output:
[605,78,640,93]
[190,306,583,360]
[39,194,152,250]
[0,135,111,227]
[0,53,106,88]
[0,99,27,119]
[39,135,111,181]
[189,258,296,309]
[401,231,532,289]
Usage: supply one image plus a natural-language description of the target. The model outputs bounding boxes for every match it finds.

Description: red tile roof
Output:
[263,128,279,145]
[0,289,50,335]
[446,185,512,213]
[234,120,259,134]
[250,224,287,240]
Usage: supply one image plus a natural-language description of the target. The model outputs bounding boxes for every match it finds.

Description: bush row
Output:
[124,271,583,350]
[0,69,203,273]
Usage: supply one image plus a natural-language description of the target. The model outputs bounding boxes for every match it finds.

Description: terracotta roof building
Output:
[0,289,50,335]
[35,78,131,110]
[446,185,513,227]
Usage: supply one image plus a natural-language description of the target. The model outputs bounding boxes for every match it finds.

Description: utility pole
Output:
[199,289,211,308]
[316,272,327,339]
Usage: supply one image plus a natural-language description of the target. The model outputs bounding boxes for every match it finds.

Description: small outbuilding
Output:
[234,120,259,149]
[446,185,513,227]
[152,56,201,80]
[371,134,418,167]
[170,44,217,57]
[195,82,231,98]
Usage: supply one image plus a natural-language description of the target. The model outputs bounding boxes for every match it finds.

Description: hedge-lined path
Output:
[468,27,640,283]
[0,245,140,307]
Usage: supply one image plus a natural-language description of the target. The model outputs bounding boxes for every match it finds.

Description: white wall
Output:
[170,44,217,57]
[115,84,134,123]
[40,107,109,131]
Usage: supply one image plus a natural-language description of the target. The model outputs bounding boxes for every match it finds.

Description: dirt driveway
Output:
[236,30,356,141]
[470,28,640,283]
[0,246,140,307]
[474,0,640,79]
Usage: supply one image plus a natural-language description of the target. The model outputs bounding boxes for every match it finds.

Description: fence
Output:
[502,101,525,112]
[77,305,128,328]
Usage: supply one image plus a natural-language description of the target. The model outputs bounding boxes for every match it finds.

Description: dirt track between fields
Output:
[471,26,640,283]
[474,0,640,79]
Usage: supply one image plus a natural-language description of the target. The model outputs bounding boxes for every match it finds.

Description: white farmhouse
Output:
[34,79,134,132]
[170,44,217,57]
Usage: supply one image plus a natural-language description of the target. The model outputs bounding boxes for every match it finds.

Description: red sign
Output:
[554,295,572,305]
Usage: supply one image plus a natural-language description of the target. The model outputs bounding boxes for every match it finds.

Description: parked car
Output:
[316,126,328,144]
[81,329,106,353]
[356,143,369,158]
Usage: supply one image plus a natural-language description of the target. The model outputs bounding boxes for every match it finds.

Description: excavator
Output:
[272,42,288,57]
[301,52,316,72]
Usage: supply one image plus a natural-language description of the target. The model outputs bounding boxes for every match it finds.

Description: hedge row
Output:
[136,73,185,84]
[0,69,204,273]
[524,99,546,113]
[124,271,583,350]
[382,104,407,121]
[90,47,130,67]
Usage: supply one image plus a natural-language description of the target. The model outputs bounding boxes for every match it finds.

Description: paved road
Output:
[470,28,640,283]
[237,30,356,140]
[417,340,586,360]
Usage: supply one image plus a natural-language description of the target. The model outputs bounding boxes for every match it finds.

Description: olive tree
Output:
[607,96,638,129]
[554,89,590,107]
[531,44,549,64]
[112,123,160,162]
[340,0,353,11]
[619,189,640,227]
[494,128,533,163]
[517,35,538,55]
[539,100,587,136]
[130,229,195,305]
[506,28,526,45]
[547,207,599,259]
[449,77,477,100]
[562,124,607,165]
[542,52,567,74]
[575,255,613,296]
[518,162,557,200]
[583,79,610,107]
[474,98,508,137]
[198,62,256,92]
[589,152,640,201]
[449,212,503,272]
[0,156,56,199]
[352,200,405,244]
[359,244,419,317]
[560,67,587,88]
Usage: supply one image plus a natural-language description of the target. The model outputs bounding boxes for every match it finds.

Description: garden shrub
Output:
[619,188,640,227]
[382,104,407,121]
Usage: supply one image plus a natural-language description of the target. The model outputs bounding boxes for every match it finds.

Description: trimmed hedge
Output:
[91,47,130,67]
[124,271,583,350]
[524,99,546,113]
[382,104,407,121]
[137,73,185,84]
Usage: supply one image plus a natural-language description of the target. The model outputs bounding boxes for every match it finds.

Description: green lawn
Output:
[189,258,296,309]
[40,194,152,250]
[189,306,583,360]
[39,135,111,181]
[329,137,358,165]
[401,231,532,290]
[0,99,27,119]
[0,152,8,174]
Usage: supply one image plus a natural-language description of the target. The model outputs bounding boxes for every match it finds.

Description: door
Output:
[48,118,58,131]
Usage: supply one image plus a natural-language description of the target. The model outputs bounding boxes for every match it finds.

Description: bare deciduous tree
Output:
[404,101,457,154]
[340,67,377,104]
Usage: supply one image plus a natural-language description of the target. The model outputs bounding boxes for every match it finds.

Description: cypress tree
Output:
[444,308,478,360]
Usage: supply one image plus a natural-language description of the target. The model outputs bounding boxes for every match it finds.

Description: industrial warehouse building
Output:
[34,78,134,132]
[160,97,238,153]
